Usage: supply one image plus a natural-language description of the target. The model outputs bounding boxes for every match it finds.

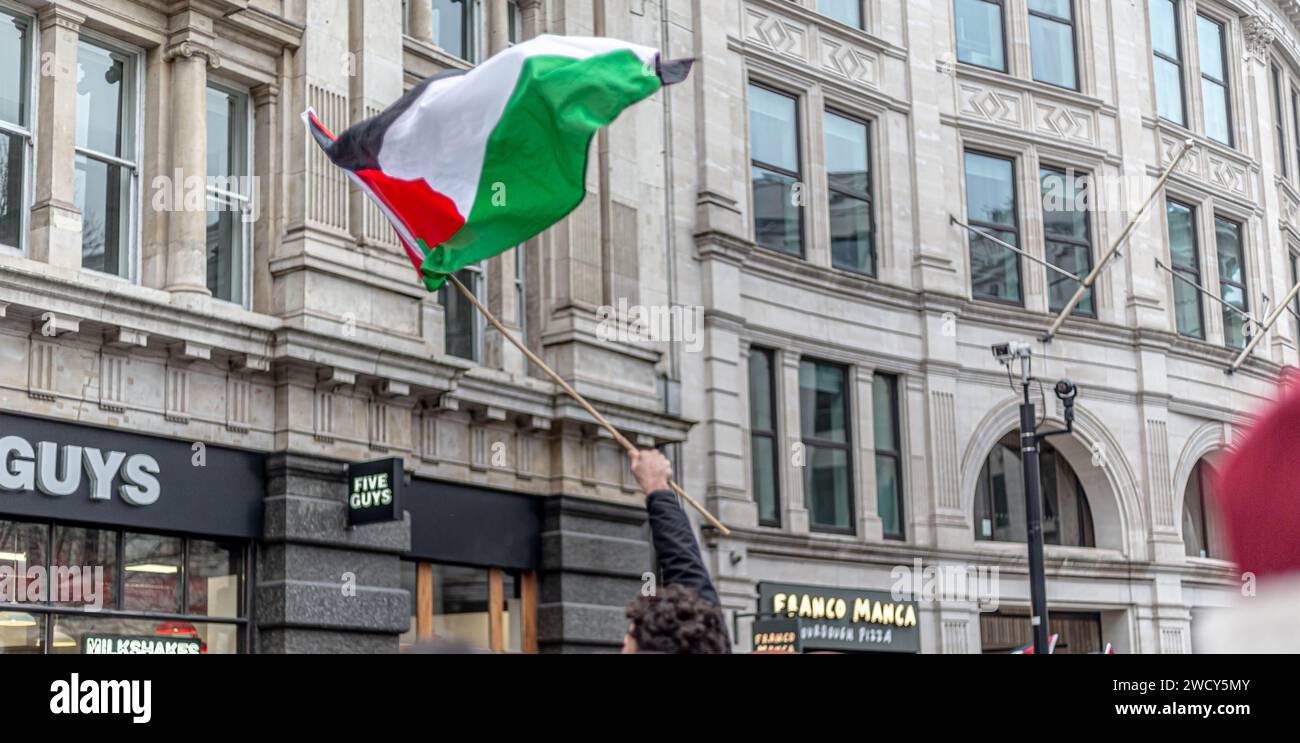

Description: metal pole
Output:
[1041,139,1197,343]
[1018,358,1050,654]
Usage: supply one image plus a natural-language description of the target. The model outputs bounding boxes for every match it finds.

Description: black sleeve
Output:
[645,490,720,606]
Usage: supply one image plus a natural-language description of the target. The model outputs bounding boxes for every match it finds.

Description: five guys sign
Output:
[347,458,403,526]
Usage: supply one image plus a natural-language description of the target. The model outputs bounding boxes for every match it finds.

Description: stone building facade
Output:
[0,0,1294,654]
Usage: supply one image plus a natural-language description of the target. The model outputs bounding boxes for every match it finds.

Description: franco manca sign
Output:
[757,581,921,653]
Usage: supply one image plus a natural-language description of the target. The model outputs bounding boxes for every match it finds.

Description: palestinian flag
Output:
[305,35,693,291]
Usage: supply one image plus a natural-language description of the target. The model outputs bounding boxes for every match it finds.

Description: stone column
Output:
[408,0,433,42]
[28,6,84,271]
[258,454,411,653]
[163,16,221,303]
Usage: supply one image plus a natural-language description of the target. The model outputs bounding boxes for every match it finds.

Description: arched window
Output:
[1183,459,1224,558]
[975,432,1095,547]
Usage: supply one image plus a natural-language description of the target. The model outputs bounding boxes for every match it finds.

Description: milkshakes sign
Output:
[757,581,921,653]
[347,458,403,526]
[0,412,265,539]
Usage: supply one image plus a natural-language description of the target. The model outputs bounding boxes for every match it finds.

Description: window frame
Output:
[1039,164,1096,317]
[954,0,1008,74]
[1027,0,1079,91]
[873,373,905,541]
[1149,0,1187,128]
[817,0,865,30]
[0,1,38,258]
[963,148,1024,306]
[823,108,876,277]
[74,32,143,283]
[799,358,855,535]
[204,80,255,310]
[1166,198,1205,340]
[748,347,782,528]
[747,81,805,258]
[440,263,486,363]
[1195,12,1232,147]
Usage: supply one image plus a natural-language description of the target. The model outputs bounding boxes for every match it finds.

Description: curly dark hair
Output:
[625,584,730,654]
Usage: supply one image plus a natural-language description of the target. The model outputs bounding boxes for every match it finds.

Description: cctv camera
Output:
[991,342,1031,365]
[1054,379,1077,402]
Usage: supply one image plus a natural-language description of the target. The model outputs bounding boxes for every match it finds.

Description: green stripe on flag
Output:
[420,49,662,292]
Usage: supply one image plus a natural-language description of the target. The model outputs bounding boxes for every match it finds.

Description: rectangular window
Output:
[508,0,521,45]
[1149,0,1185,126]
[514,246,526,335]
[0,7,32,254]
[1275,65,1289,178]
[954,0,1006,72]
[75,40,137,279]
[1167,200,1204,339]
[205,84,252,306]
[748,348,781,527]
[1215,216,1248,349]
[799,360,853,533]
[819,0,863,29]
[1040,167,1094,316]
[436,0,478,62]
[441,266,485,362]
[964,151,1022,304]
[1196,15,1231,146]
[824,111,874,275]
[873,374,904,540]
[1028,0,1077,90]
[749,84,803,256]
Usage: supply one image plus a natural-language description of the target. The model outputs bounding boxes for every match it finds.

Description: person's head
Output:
[622,584,729,654]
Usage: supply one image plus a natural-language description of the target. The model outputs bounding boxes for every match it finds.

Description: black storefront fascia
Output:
[756,581,922,654]
[0,411,265,654]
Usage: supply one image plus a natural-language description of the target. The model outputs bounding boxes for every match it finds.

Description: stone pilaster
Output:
[257,453,411,653]
[28,5,85,271]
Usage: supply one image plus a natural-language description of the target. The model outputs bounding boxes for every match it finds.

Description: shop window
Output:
[748,347,781,527]
[0,6,33,254]
[206,84,252,306]
[824,111,874,275]
[401,561,537,653]
[1028,0,1078,90]
[954,0,1006,72]
[75,38,139,279]
[800,360,854,533]
[964,150,1022,304]
[0,520,247,654]
[980,609,1103,653]
[1040,167,1095,316]
[749,83,803,257]
[974,432,1095,547]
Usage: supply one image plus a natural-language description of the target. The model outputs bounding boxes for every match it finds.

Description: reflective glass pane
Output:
[51,525,116,610]
[0,130,22,250]
[432,0,470,60]
[970,230,1022,302]
[75,154,131,277]
[748,85,798,172]
[53,615,236,654]
[206,87,247,181]
[187,540,241,620]
[954,0,1005,71]
[122,533,182,614]
[965,152,1015,227]
[752,166,802,255]
[1201,80,1230,145]
[876,454,901,537]
[1030,16,1077,89]
[1046,240,1094,315]
[1196,15,1225,80]
[1174,272,1204,338]
[825,112,869,194]
[1028,0,1071,20]
[819,0,861,28]
[1154,57,1185,124]
[1215,218,1243,284]
[0,611,43,654]
[829,190,872,273]
[1149,0,1180,59]
[206,194,247,304]
[871,375,896,451]
[805,446,851,531]
[0,10,30,127]
[751,435,779,525]
[748,349,773,431]
[429,564,491,650]
[1167,202,1197,270]
[1222,286,1247,349]
[0,521,46,603]
[76,42,130,157]
[799,361,847,444]
[441,269,481,361]
[1040,169,1089,241]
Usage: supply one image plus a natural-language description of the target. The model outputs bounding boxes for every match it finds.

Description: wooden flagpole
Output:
[447,274,731,535]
